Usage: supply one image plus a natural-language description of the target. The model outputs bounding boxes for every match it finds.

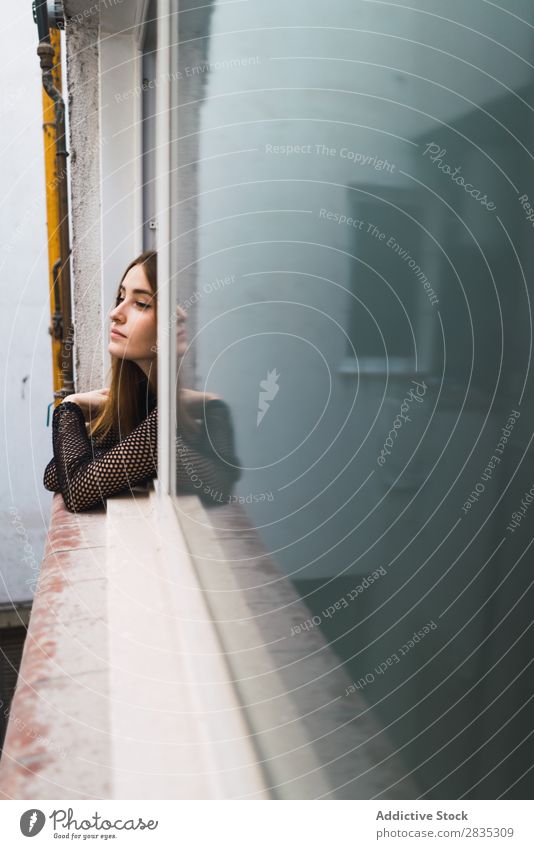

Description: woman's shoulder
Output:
[198,398,238,454]
[200,398,235,430]
[204,397,232,415]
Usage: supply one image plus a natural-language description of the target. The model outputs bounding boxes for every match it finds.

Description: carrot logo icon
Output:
[20,809,46,836]
[257,368,280,426]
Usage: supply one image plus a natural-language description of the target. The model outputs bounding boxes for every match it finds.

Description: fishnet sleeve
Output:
[43,421,116,493]
[45,401,158,513]
[43,457,60,492]
[44,398,241,512]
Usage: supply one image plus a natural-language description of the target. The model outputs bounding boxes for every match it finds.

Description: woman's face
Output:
[108,264,157,364]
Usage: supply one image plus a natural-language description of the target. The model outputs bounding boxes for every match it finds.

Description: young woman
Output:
[43,250,241,512]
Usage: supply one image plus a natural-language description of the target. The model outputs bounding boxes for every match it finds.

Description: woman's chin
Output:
[108,340,126,357]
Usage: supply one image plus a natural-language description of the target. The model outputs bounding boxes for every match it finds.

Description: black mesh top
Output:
[43,397,241,513]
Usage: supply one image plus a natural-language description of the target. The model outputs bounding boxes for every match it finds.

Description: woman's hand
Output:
[62,388,110,418]
[180,388,220,418]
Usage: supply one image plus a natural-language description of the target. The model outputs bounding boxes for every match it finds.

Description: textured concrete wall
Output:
[99,33,144,381]
[64,15,104,391]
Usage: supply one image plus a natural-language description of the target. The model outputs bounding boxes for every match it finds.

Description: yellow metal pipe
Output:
[40,29,67,411]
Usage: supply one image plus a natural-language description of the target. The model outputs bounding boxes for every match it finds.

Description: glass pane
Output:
[170,0,534,798]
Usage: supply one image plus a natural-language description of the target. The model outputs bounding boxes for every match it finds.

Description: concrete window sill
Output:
[0,489,417,799]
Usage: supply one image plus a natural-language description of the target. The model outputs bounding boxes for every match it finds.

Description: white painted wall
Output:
[0,12,60,603]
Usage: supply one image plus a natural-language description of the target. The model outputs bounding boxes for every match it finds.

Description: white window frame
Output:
[155,0,176,496]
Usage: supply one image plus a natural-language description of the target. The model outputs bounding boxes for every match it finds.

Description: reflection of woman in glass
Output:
[44,250,240,512]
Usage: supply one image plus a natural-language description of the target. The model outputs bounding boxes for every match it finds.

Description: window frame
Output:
[155,0,176,496]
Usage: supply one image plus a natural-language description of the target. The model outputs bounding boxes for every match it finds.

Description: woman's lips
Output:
[111,328,126,338]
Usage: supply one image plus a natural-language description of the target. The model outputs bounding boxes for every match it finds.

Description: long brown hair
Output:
[88,250,199,442]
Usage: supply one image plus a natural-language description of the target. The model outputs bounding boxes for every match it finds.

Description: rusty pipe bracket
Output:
[37,41,55,71]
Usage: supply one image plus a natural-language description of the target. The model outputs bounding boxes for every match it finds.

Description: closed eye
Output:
[114,295,151,309]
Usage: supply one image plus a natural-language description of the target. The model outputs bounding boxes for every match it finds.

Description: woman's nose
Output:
[176,305,187,322]
[109,302,125,321]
